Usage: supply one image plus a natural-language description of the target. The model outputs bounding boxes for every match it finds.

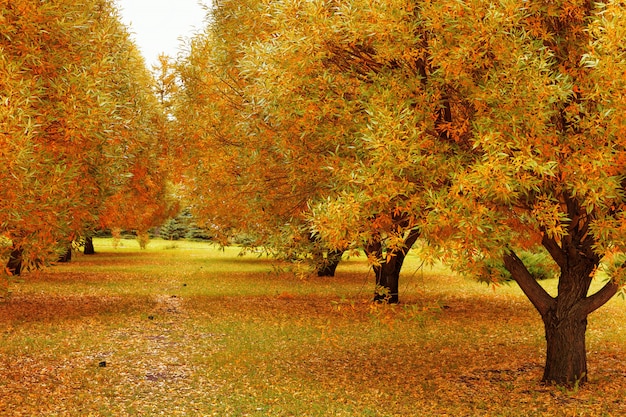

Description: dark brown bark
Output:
[367,229,420,304]
[58,246,72,263]
[370,254,402,303]
[581,278,619,316]
[6,246,23,276]
[84,236,95,255]
[308,233,343,277]
[504,229,617,385]
[316,249,344,277]
[541,234,566,270]
[503,250,553,315]
[542,304,588,385]
[540,247,599,385]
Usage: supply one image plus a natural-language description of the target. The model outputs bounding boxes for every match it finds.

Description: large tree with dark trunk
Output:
[234,1,467,301]
[422,0,626,385]
[503,237,618,385]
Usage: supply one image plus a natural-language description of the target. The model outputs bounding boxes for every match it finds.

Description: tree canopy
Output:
[0,0,169,273]
[176,0,626,385]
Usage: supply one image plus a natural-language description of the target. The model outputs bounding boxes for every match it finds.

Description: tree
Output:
[0,0,167,273]
[174,0,349,275]
[152,54,179,116]
[190,0,626,385]
[98,61,176,248]
[84,236,96,255]
[177,0,434,288]
[420,0,626,385]
[234,0,468,300]
[75,47,173,255]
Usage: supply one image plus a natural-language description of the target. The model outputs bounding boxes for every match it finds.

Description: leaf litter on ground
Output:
[1,239,626,416]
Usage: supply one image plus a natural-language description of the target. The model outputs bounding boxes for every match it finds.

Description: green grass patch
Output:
[1,239,626,416]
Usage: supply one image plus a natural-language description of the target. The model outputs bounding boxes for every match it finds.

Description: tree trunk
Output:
[367,229,420,304]
[504,242,618,386]
[308,233,343,277]
[540,252,597,384]
[542,306,588,385]
[58,246,72,263]
[316,249,343,277]
[371,256,403,304]
[84,236,95,255]
[6,246,23,276]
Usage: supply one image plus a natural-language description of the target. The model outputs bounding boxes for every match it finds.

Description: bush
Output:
[229,232,259,247]
[185,225,213,241]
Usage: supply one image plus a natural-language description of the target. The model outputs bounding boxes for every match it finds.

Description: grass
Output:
[1,238,626,416]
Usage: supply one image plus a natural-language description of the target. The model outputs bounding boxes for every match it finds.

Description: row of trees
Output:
[1,0,173,275]
[5,0,626,390]
[172,0,626,386]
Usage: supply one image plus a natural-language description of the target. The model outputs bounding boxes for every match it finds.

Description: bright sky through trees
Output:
[115,0,208,65]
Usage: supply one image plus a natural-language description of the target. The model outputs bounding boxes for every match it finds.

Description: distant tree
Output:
[160,211,190,241]
[174,0,346,275]
[152,54,179,116]
[84,236,96,255]
[157,208,213,241]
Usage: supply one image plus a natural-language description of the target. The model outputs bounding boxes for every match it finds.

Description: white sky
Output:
[115,0,210,67]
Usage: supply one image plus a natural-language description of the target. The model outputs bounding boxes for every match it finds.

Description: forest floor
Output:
[1,238,626,416]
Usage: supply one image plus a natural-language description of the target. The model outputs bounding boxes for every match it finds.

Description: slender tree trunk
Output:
[6,246,23,276]
[367,229,420,304]
[58,246,72,263]
[316,249,344,277]
[84,236,95,255]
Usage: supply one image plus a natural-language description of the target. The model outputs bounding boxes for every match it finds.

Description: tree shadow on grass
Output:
[0,293,155,324]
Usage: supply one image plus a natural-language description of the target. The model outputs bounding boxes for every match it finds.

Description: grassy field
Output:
[1,238,626,416]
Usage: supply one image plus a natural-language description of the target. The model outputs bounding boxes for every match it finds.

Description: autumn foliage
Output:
[174,0,336,258]
[418,0,626,385]
[0,0,170,272]
[174,0,626,385]
[5,0,626,391]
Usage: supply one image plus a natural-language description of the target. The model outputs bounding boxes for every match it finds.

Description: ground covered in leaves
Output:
[1,239,626,416]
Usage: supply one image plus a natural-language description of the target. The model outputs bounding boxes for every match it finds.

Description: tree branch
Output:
[542,233,566,270]
[503,249,554,316]
[581,279,619,316]
[403,228,421,253]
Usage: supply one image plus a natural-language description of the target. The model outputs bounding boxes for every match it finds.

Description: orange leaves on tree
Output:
[1,0,170,272]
